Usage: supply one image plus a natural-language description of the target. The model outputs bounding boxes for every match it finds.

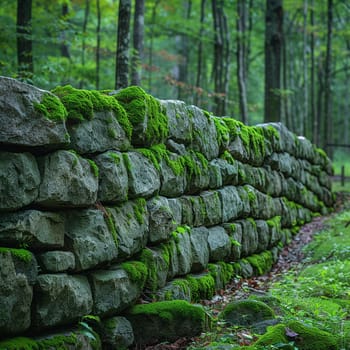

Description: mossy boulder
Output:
[220,300,275,327]
[254,321,337,350]
[101,316,134,350]
[0,76,69,150]
[115,86,168,146]
[126,300,211,345]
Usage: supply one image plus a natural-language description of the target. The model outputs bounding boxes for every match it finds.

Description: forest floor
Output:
[142,191,350,350]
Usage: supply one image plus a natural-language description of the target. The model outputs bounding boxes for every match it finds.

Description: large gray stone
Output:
[208,226,231,262]
[36,150,98,207]
[126,300,210,345]
[188,105,219,160]
[38,251,75,272]
[94,151,128,203]
[238,219,259,256]
[33,273,93,329]
[174,229,193,276]
[256,220,270,252]
[109,200,149,259]
[0,210,64,249]
[89,267,142,317]
[201,191,222,226]
[180,196,194,226]
[167,198,183,227]
[67,110,130,154]
[191,196,207,227]
[218,186,242,222]
[0,152,40,211]
[124,151,160,198]
[147,196,176,244]
[0,76,69,149]
[210,158,238,186]
[160,99,193,145]
[64,209,118,271]
[190,226,210,272]
[0,250,33,335]
[185,152,211,194]
[102,316,134,350]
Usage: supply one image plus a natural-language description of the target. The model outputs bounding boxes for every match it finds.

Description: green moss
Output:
[108,152,121,165]
[140,248,158,292]
[246,251,273,276]
[105,209,118,248]
[34,93,68,122]
[0,337,39,350]
[87,159,99,178]
[52,85,132,140]
[267,216,281,229]
[213,116,230,148]
[133,198,147,225]
[122,153,132,173]
[255,321,337,350]
[171,225,190,244]
[115,86,168,145]
[121,261,148,289]
[220,150,235,165]
[244,185,257,203]
[0,247,32,262]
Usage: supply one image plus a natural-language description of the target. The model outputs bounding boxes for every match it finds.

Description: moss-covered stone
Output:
[115,86,168,146]
[34,93,68,122]
[0,247,33,263]
[121,261,148,290]
[246,251,274,276]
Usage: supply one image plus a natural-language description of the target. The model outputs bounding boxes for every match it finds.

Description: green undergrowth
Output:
[189,208,350,350]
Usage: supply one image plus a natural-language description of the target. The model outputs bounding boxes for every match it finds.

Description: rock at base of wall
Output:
[126,300,211,346]
[101,316,134,350]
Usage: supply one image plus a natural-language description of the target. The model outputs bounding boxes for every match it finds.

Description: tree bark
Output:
[131,0,145,86]
[60,3,71,60]
[303,0,308,137]
[194,0,206,106]
[80,0,90,88]
[115,0,131,89]
[264,0,283,122]
[237,0,249,123]
[96,0,101,89]
[17,0,33,79]
[324,0,333,156]
[311,0,317,144]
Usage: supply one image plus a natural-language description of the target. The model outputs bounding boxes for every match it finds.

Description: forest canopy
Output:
[1,0,349,155]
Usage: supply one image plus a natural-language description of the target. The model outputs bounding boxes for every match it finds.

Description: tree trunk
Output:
[311,0,316,144]
[178,0,192,100]
[148,0,160,93]
[264,0,283,122]
[194,0,206,106]
[115,0,131,89]
[96,0,101,89]
[80,0,90,88]
[324,0,333,156]
[303,0,308,137]
[17,0,33,79]
[237,0,249,123]
[222,12,230,115]
[131,0,145,86]
[60,3,71,60]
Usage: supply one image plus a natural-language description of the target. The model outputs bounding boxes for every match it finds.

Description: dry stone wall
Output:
[0,76,333,348]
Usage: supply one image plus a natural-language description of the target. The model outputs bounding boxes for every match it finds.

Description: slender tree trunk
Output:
[303,0,308,137]
[316,54,324,147]
[17,0,33,79]
[324,0,333,156]
[194,0,206,106]
[131,0,145,86]
[237,0,248,123]
[264,0,283,122]
[96,0,101,89]
[222,12,230,115]
[311,0,317,144]
[80,0,90,88]
[178,0,192,100]
[60,3,71,60]
[115,0,131,89]
[148,0,160,93]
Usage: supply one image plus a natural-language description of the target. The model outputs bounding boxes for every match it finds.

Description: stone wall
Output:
[0,77,333,348]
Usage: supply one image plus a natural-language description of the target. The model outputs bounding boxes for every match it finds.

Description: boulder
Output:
[101,316,134,350]
[33,273,93,329]
[0,76,69,150]
[201,191,222,226]
[64,209,118,271]
[0,152,40,211]
[0,210,64,249]
[126,300,211,345]
[190,226,210,272]
[218,186,242,222]
[36,150,98,207]
[207,226,231,262]
[147,196,176,244]
[0,250,33,335]
[188,105,219,160]
[94,151,128,203]
[167,198,183,227]
[89,266,143,317]
[124,151,160,198]
[108,200,149,259]
[210,158,238,186]
[238,219,259,257]
[67,110,130,154]
[37,251,75,272]
[175,228,193,275]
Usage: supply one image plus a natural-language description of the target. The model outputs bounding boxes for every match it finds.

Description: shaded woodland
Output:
[1,0,350,154]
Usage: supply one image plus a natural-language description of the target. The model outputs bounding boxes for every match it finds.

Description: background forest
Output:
[1,0,349,163]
